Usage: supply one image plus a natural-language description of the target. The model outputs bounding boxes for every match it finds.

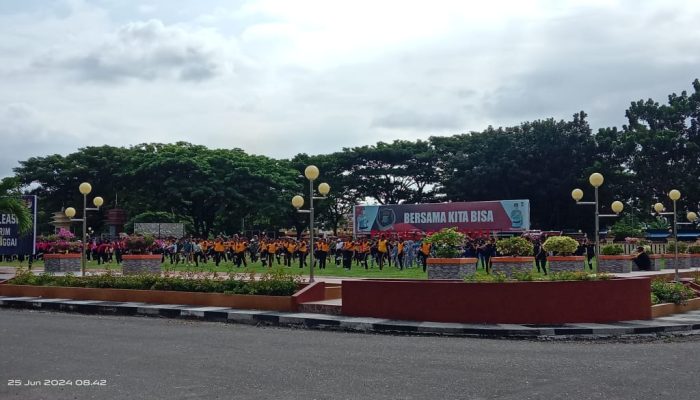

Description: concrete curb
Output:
[2,296,700,339]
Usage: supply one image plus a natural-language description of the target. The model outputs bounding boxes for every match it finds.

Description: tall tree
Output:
[620,79,700,214]
[343,140,439,205]
[0,177,32,234]
[433,112,598,230]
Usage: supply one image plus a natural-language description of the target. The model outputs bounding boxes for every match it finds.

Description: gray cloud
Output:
[33,19,231,82]
[372,110,463,130]
[1,0,699,178]
[0,103,68,178]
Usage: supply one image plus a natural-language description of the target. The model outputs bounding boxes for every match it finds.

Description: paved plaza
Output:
[2,308,700,400]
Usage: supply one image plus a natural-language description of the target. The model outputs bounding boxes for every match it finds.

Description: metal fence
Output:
[134,223,185,239]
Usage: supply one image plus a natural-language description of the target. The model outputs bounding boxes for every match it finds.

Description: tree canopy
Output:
[11,79,700,237]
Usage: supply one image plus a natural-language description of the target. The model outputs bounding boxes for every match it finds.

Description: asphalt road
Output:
[1,309,699,400]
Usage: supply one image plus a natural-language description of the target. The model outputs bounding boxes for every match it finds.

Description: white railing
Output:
[619,243,668,255]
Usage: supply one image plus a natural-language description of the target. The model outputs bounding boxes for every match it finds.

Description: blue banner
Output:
[0,195,37,255]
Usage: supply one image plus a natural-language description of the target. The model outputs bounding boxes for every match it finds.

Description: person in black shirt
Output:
[534,240,547,275]
[584,239,595,270]
[633,246,652,271]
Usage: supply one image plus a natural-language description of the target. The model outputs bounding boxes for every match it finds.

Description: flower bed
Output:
[649,279,699,318]
[8,269,299,296]
[1,269,310,312]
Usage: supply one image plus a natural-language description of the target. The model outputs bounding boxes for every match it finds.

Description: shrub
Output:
[650,279,696,305]
[647,218,670,230]
[548,271,595,281]
[496,237,533,257]
[600,244,624,255]
[124,234,156,254]
[9,268,300,296]
[610,216,643,241]
[424,227,465,258]
[651,293,660,305]
[666,241,688,254]
[511,270,536,281]
[542,236,579,256]
[49,240,82,254]
[687,245,700,254]
[462,271,610,283]
[56,228,75,240]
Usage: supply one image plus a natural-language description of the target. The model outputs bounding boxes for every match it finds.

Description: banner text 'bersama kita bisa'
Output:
[353,200,530,236]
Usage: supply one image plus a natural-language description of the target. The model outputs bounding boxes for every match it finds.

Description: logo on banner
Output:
[377,208,396,230]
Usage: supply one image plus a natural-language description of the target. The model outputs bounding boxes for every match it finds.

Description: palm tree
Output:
[0,177,32,234]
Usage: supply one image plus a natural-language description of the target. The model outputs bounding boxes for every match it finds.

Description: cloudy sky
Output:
[1,0,699,177]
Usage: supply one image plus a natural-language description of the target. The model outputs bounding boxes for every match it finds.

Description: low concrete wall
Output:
[0,284,297,312]
[597,256,632,273]
[490,257,534,277]
[342,278,652,324]
[44,254,81,273]
[547,257,585,273]
[651,297,700,318]
[664,255,691,270]
[427,258,477,280]
[122,255,162,275]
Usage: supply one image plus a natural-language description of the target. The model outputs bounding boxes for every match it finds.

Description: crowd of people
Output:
[151,235,436,271]
[2,232,655,273]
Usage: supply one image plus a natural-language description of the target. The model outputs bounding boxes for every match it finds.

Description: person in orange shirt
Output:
[260,239,269,267]
[226,239,235,263]
[396,239,405,270]
[284,239,296,267]
[352,240,362,266]
[377,235,389,270]
[317,239,330,269]
[234,239,248,268]
[213,237,226,266]
[275,240,284,265]
[342,238,354,269]
[199,240,209,264]
[297,240,308,268]
[265,240,278,267]
[359,239,370,269]
[420,238,432,272]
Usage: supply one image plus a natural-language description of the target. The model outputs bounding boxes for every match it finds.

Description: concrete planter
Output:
[663,254,691,270]
[0,283,305,312]
[651,297,700,318]
[122,254,162,275]
[44,254,81,273]
[427,258,478,280]
[597,255,633,273]
[490,257,534,277]
[342,277,652,324]
[547,256,585,273]
[649,255,665,271]
[688,254,700,269]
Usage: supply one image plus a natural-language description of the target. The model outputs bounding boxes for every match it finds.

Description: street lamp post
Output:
[571,172,624,269]
[291,165,330,283]
[64,182,103,276]
[653,189,687,281]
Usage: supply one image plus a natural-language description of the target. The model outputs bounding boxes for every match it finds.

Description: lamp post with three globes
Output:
[64,182,103,276]
[291,166,330,283]
[652,189,697,281]
[571,172,624,268]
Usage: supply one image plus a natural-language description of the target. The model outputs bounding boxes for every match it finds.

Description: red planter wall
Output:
[342,278,651,324]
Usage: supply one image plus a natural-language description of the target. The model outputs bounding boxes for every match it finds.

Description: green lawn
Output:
[0,257,569,279]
